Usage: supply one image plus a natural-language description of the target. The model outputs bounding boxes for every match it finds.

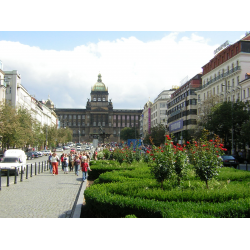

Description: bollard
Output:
[26,165,28,179]
[30,164,33,177]
[39,162,40,174]
[42,161,43,173]
[0,169,1,191]
[35,162,37,175]
[14,167,17,184]
[7,169,9,187]
[20,166,23,182]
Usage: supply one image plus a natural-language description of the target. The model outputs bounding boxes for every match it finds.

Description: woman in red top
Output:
[80,158,91,182]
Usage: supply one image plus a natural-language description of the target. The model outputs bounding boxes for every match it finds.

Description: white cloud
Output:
[0,32,217,109]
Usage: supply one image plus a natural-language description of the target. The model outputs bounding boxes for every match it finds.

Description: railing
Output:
[202,66,241,89]
[0,161,49,191]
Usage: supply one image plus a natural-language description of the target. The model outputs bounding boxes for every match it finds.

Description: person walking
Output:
[63,154,69,174]
[81,158,91,181]
[74,155,81,176]
[48,153,53,173]
[51,152,59,176]
[61,153,65,171]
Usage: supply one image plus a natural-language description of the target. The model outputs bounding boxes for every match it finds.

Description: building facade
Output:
[167,73,202,143]
[3,69,57,127]
[55,74,143,143]
[196,34,250,115]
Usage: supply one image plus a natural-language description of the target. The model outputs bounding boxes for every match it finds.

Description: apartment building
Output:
[3,69,57,127]
[196,33,250,114]
[167,73,202,143]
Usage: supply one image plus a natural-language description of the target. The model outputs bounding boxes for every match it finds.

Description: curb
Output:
[71,180,87,218]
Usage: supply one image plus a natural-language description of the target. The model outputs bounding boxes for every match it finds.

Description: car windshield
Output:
[2,157,19,163]
[221,155,235,160]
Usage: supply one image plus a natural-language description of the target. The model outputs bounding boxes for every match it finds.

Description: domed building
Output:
[55,73,143,143]
[45,95,55,109]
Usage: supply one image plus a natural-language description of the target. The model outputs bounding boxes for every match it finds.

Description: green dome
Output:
[92,73,108,91]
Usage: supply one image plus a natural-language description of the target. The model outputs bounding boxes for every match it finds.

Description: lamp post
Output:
[223,83,234,155]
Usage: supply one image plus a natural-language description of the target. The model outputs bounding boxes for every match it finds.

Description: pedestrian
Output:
[74,155,81,176]
[81,158,91,182]
[61,153,64,171]
[64,154,69,174]
[51,152,59,176]
[48,153,53,173]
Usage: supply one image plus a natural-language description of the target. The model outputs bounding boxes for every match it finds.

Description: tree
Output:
[0,102,19,149]
[199,101,250,152]
[144,124,165,146]
[120,127,139,141]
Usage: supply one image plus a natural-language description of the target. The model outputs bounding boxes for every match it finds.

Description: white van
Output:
[0,149,27,175]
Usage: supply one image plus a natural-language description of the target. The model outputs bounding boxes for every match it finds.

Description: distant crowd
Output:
[48,151,92,181]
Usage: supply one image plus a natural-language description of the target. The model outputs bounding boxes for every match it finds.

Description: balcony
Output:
[202,66,241,89]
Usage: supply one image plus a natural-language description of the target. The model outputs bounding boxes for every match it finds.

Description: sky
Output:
[1,31,247,110]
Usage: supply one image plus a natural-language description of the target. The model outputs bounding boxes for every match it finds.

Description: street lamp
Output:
[222,83,234,155]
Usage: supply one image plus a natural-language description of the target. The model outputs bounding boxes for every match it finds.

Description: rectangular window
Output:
[109,123,111,127]
[103,98,105,101]
[82,130,85,135]
[73,121,76,126]
[243,90,246,99]
[118,123,120,127]
[68,122,72,126]
[82,115,85,119]
[127,123,130,127]
[93,122,96,126]
[78,115,81,119]
[69,115,72,119]
[64,115,67,119]
[73,115,76,119]
[102,122,105,126]
[82,122,85,126]
[122,115,125,120]
[232,78,235,88]
[131,116,134,120]
[78,122,80,126]
[122,123,125,127]
[113,123,116,127]
[113,115,116,120]
[118,115,121,120]
[217,85,219,94]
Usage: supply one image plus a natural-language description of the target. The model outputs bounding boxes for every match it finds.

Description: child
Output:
[81,158,91,182]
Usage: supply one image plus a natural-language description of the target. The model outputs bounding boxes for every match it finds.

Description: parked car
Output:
[37,151,43,157]
[32,151,39,158]
[232,154,248,164]
[76,146,81,151]
[63,146,70,150]
[85,146,90,150]
[70,148,76,154]
[41,150,51,156]
[56,147,63,152]
[0,149,27,175]
[25,151,35,160]
[221,155,239,168]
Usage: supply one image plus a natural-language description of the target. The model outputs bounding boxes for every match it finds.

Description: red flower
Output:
[209,140,213,142]
[161,150,163,152]
[187,141,190,144]
[153,158,155,161]
[146,150,150,154]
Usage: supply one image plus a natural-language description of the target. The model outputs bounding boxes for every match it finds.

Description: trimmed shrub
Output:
[84,159,250,218]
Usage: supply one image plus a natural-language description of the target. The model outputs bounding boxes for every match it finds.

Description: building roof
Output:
[91,73,108,91]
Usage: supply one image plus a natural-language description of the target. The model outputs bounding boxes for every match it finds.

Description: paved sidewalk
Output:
[0,169,85,218]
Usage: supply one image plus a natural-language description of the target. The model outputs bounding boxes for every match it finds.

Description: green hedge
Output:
[84,162,250,218]
[88,160,137,180]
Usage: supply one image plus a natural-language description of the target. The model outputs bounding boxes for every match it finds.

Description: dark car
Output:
[233,154,248,164]
[221,155,239,168]
[25,152,35,160]
[32,152,39,158]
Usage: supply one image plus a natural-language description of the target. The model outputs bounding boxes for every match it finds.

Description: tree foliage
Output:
[200,101,250,151]
[144,124,165,146]
[120,127,139,141]
[0,102,72,150]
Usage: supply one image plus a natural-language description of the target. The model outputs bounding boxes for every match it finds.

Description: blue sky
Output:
[0,31,248,110]
[0,31,246,51]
